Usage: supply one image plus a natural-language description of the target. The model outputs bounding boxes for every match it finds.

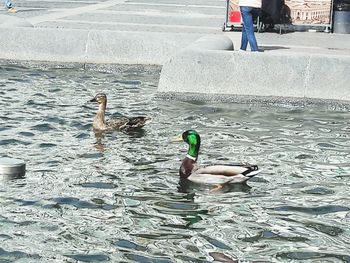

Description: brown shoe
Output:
[7,7,17,13]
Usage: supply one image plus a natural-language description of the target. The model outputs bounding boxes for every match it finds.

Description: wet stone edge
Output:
[0,59,161,74]
[156,92,350,111]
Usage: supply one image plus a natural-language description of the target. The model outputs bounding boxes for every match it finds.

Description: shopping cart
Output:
[222,0,242,31]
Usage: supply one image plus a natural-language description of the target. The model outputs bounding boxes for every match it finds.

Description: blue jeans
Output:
[240,6,259,51]
[4,0,13,9]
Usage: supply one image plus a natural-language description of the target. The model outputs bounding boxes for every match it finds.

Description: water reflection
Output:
[0,248,41,261]
[124,128,147,139]
[92,128,148,154]
[93,131,106,153]
[0,173,25,181]
[276,251,350,262]
[65,254,110,262]
[178,178,252,194]
[0,64,349,263]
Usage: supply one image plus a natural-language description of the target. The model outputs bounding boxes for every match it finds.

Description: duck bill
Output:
[171,134,183,143]
[89,97,97,102]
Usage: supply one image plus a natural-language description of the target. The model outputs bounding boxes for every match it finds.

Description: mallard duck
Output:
[173,130,261,185]
[90,93,150,131]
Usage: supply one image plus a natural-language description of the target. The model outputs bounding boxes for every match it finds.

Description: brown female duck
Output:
[173,130,261,186]
[90,93,150,131]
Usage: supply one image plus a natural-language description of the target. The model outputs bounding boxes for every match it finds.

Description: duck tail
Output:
[242,167,262,178]
[127,116,151,128]
[229,163,259,171]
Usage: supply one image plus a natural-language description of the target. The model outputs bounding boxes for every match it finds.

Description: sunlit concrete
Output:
[0,0,349,103]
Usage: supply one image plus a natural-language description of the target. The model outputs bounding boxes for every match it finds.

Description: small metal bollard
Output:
[0,157,26,179]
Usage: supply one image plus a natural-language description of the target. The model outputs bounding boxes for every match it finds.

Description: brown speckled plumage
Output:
[90,93,150,131]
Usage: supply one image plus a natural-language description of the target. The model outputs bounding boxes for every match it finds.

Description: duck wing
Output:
[227,163,259,171]
[189,164,261,184]
[196,165,249,175]
[107,116,150,130]
[106,117,130,130]
[124,117,150,129]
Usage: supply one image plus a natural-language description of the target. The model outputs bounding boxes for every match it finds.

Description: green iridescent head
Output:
[182,130,201,159]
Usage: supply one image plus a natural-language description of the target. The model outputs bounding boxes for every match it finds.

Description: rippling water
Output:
[0,64,350,263]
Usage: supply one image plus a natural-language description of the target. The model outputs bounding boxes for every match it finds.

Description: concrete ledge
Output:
[0,27,204,65]
[0,28,88,63]
[158,39,350,102]
[1,24,349,104]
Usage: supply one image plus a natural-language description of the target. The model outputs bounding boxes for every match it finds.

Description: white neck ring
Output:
[186,154,196,161]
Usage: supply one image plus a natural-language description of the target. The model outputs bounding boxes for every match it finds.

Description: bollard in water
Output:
[0,157,26,179]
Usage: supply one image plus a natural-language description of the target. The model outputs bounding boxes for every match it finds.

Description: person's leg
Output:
[240,23,248,50]
[240,6,259,51]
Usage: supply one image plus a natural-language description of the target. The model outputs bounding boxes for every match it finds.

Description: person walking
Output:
[239,0,261,51]
[4,0,17,13]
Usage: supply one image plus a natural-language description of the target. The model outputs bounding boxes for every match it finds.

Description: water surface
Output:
[0,64,349,262]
